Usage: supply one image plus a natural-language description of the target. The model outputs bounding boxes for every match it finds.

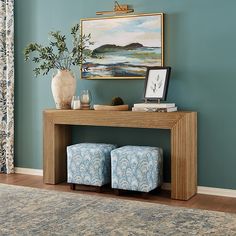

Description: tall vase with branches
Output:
[24,23,92,109]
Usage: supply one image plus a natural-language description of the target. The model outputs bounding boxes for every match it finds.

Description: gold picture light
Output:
[96,1,134,15]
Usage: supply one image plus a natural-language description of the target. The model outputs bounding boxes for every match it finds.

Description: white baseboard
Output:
[161,183,236,198]
[14,168,236,198]
[198,186,236,198]
[15,167,43,176]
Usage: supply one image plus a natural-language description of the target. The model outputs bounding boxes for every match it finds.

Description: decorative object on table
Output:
[111,96,124,106]
[96,1,134,15]
[71,96,81,110]
[51,70,76,109]
[80,13,164,79]
[94,96,128,111]
[93,104,129,111]
[131,66,176,112]
[132,102,177,112]
[24,24,92,109]
[144,66,171,102]
[132,106,177,112]
[80,90,92,110]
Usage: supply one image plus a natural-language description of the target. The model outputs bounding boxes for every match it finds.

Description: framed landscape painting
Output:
[80,13,164,79]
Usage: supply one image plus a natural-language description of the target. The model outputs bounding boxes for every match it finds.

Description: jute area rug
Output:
[0,184,236,236]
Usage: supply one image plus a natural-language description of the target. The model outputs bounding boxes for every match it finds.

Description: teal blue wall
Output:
[15,0,236,189]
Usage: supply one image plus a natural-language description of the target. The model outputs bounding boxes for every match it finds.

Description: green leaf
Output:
[23,23,92,76]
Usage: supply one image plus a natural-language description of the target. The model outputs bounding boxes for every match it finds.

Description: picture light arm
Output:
[96,1,134,15]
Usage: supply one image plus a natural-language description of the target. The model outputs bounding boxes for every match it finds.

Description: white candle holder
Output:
[71,96,81,110]
[80,90,92,110]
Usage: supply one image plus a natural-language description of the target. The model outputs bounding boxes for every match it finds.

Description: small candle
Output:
[73,100,81,109]
[82,94,89,103]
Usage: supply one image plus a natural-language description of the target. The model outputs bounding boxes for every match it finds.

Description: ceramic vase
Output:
[51,70,76,109]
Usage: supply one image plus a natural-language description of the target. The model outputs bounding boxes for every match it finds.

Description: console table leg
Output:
[43,112,71,184]
[171,112,197,200]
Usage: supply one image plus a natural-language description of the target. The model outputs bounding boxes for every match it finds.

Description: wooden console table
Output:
[43,110,197,200]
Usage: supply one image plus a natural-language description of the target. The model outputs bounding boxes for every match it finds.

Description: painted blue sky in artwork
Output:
[82,14,162,50]
[108,17,161,33]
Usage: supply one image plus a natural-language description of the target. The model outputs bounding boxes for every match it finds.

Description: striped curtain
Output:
[0,0,14,173]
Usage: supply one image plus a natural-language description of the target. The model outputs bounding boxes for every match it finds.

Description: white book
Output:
[132,106,178,112]
[133,103,175,108]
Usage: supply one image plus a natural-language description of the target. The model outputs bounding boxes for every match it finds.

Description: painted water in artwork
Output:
[81,14,163,79]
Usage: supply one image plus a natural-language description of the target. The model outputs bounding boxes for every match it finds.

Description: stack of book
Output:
[132,103,177,112]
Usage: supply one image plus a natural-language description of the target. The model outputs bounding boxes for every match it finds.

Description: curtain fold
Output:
[0,0,14,173]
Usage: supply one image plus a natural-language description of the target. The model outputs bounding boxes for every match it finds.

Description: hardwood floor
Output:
[1,173,236,214]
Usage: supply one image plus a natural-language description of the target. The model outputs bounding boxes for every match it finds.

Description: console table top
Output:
[44,109,197,129]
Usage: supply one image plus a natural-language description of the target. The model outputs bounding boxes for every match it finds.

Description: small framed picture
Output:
[144,66,171,101]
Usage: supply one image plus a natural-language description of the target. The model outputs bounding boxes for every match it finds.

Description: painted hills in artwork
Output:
[82,42,162,78]
[92,43,145,54]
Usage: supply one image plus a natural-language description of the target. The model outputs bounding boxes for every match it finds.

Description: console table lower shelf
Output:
[43,110,197,201]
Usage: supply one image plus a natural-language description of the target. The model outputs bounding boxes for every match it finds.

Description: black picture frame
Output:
[144,66,171,101]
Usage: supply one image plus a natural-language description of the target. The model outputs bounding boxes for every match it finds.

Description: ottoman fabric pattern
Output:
[67,143,117,186]
[111,146,163,192]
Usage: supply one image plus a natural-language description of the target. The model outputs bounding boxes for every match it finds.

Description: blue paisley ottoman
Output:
[111,145,163,192]
[67,143,117,187]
